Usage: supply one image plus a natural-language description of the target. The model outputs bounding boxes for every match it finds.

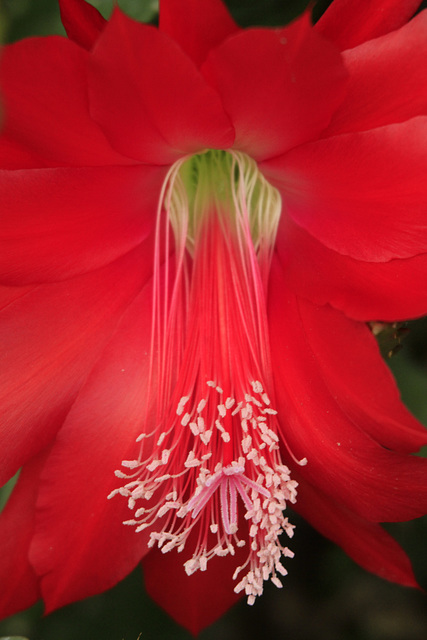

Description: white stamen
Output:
[177,396,190,416]
[218,404,227,418]
[197,399,207,413]
[181,413,191,426]
[121,460,140,469]
[251,380,263,394]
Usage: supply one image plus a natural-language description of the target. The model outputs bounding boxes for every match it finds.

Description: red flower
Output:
[1,0,427,634]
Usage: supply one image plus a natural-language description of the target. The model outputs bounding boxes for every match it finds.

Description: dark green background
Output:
[1,1,427,639]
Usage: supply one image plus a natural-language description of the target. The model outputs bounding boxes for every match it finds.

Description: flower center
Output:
[109,150,306,603]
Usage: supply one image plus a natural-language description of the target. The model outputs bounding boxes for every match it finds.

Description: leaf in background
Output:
[370,321,410,359]
[89,0,159,23]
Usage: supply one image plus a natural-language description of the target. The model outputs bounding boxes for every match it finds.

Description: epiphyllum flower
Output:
[1,0,427,635]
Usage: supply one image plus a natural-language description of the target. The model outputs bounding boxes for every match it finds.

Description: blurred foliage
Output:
[0,5,5,42]
[389,317,427,427]
[1,1,427,639]
[2,0,321,42]
[88,0,159,22]
[2,0,63,41]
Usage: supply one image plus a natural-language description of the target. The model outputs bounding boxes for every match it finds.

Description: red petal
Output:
[316,0,422,50]
[0,244,152,486]
[324,12,427,136]
[29,282,158,613]
[295,296,427,452]
[268,258,427,523]
[59,0,106,50]
[264,118,427,261]
[0,452,49,619]
[274,216,427,321]
[202,12,347,161]
[0,37,128,168]
[294,474,419,588]
[0,164,164,284]
[143,529,245,635]
[88,9,234,165]
[0,135,56,171]
[159,0,239,66]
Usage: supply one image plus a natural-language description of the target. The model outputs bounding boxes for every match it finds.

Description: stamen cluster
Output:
[109,149,305,603]
[109,381,299,603]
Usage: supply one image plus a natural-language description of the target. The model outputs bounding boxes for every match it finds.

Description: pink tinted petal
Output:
[0,37,127,168]
[264,118,427,261]
[268,259,427,523]
[0,164,164,285]
[159,0,239,66]
[143,529,245,635]
[89,9,234,165]
[316,0,422,50]
[59,0,106,50]
[0,452,49,619]
[202,12,347,161]
[294,475,419,587]
[0,244,153,486]
[275,216,427,321]
[30,282,158,613]
[325,12,427,136]
[296,296,427,452]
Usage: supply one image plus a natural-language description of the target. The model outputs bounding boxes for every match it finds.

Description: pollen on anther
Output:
[176,396,190,416]
[185,451,201,468]
[189,422,199,436]
[231,401,243,416]
[200,430,213,444]
[157,432,167,446]
[181,412,191,426]
[121,460,140,469]
[263,407,278,415]
[218,404,227,418]
[261,393,271,406]
[242,435,252,453]
[251,380,263,394]
[225,397,235,409]
[197,399,207,413]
